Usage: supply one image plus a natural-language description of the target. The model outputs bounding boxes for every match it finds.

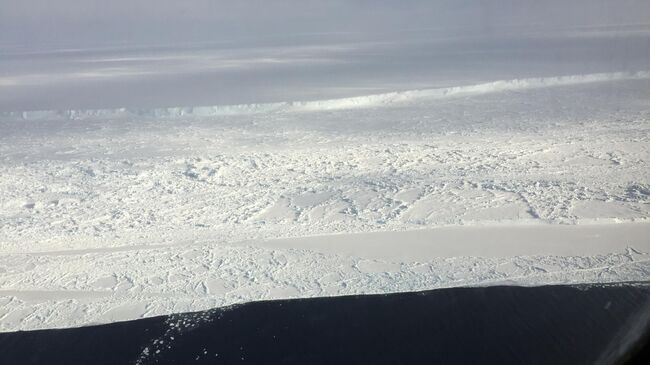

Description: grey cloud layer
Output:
[2,0,649,47]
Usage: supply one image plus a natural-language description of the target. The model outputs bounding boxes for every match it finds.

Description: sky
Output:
[1,0,649,111]
[2,0,650,48]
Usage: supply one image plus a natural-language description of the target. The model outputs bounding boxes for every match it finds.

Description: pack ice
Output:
[1,30,650,332]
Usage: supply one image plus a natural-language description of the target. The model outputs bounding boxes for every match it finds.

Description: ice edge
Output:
[2,70,650,121]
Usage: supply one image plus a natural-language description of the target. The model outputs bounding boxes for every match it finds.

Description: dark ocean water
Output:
[1,283,648,365]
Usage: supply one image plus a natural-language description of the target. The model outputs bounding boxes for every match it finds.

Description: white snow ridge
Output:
[3,71,649,121]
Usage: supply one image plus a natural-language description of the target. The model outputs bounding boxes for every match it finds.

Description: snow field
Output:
[1,76,649,331]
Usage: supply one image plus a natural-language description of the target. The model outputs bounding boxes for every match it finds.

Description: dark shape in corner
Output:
[0,283,649,365]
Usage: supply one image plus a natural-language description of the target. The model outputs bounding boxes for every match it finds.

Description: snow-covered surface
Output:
[1,16,650,331]
[2,74,650,331]
[259,223,650,259]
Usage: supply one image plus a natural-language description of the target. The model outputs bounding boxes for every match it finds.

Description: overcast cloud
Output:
[2,0,650,48]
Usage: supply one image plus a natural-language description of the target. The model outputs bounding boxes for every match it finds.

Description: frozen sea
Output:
[1,19,650,331]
